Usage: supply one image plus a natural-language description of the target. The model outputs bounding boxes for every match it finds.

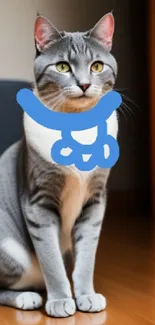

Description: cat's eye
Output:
[91,61,104,73]
[56,62,71,73]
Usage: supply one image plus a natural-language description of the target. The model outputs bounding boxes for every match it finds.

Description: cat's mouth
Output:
[70,94,91,100]
[79,94,87,98]
[62,94,100,112]
[38,88,100,112]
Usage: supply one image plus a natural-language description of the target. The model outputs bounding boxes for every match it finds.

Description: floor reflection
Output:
[12,309,107,325]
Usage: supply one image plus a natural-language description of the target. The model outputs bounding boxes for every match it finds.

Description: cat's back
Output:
[0,140,23,217]
[0,140,22,176]
[0,140,21,166]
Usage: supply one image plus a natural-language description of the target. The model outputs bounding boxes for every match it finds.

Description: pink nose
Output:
[79,84,90,92]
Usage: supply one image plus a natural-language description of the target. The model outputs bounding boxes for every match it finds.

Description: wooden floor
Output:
[0,212,153,325]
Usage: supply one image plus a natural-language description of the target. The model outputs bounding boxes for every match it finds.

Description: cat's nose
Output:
[79,84,90,92]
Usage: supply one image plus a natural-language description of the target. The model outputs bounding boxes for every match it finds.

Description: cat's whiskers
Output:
[114,87,129,92]
[40,91,61,102]
[52,96,66,111]
[121,94,141,112]
[39,88,70,111]
[45,93,66,111]
[44,93,63,107]
[123,102,138,122]
[39,85,110,112]
[93,85,101,89]
[62,89,75,98]
[118,105,128,121]
[120,102,139,125]
[114,89,141,111]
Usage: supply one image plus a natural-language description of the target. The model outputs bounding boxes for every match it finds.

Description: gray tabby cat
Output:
[0,13,118,317]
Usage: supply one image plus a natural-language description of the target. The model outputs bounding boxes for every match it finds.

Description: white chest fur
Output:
[24,111,118,252]
[24,110,118,168]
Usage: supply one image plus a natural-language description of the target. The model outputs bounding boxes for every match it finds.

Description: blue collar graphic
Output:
[16,89,122,171]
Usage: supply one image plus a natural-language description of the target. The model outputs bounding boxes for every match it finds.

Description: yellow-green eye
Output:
[91,61,104,73]
[56,62,71,73]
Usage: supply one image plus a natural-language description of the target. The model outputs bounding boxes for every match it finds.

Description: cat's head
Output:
[34,13,117,113]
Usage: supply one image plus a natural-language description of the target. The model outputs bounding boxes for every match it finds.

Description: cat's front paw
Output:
[45,298,76,318]
[16,292,43,310]
[76,294,106,313]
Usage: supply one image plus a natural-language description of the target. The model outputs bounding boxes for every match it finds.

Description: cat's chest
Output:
[24,114,98,165]
[59,170,91,253]
[24,114,95,225]
[59,129,95,234]
[24,110,118,165]
[61,169,91,223]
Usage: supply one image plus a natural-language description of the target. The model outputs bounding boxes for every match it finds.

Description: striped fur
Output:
[0,13,118,317]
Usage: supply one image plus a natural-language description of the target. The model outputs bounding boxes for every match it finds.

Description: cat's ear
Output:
[90,13,115,51]
[34,16,61,52]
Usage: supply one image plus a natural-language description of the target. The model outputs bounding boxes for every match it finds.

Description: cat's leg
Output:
[0,290,42,310]
[0,209,43,310]
[25,203,76,318]
[72,197,106,313]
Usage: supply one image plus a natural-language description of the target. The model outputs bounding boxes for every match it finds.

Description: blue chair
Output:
[0,80,31,155]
